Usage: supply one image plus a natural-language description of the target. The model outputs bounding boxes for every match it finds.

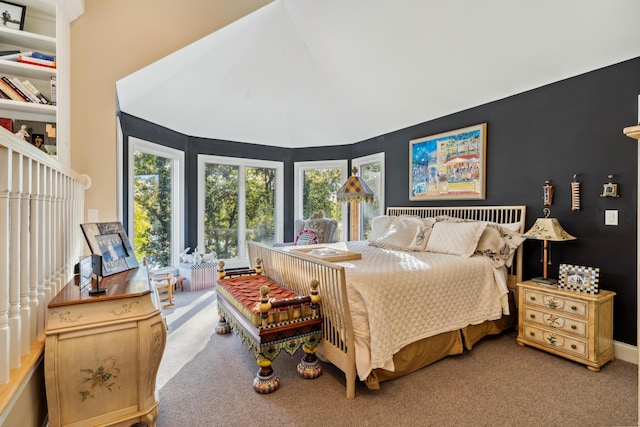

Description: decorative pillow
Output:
[304,218,328,243]
[407,218,436,251]
[475,223,526,267]
[368,215,396,241]
[295,229,318,245]
[370,217,429,251]
[426,221,487,257]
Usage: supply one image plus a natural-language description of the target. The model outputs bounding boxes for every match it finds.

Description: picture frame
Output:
[0,1,26,31]
[13,120,56,154]
[409,123,486,200]
[558,263,600,294]
[78,256,93,289]
[80,222,138,276]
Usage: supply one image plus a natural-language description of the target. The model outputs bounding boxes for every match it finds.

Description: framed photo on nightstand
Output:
[558,263,599,294]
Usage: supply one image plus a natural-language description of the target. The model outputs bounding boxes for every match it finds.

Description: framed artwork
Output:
[80,222,138,276]
[13,119,56,154]
[78,256,93,289]
[0,1,26,30]
[409,123,486,200]
[558,264,600,294]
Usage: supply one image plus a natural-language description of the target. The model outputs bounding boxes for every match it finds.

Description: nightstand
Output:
[516,280,615,371]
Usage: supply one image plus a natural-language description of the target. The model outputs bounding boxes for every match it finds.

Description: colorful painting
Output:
[409,123,486,200]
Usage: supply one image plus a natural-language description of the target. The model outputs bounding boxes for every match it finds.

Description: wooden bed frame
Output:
[247,205,527,399]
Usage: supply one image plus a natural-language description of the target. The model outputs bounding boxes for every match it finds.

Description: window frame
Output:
[352,152,385,240]
[293,159,348,242]
[127,136,185,268]
[197,154,284,267]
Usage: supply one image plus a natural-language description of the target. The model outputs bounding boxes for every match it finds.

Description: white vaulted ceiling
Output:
[116,0,640,148]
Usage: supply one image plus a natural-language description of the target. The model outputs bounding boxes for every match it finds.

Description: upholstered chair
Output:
[274,211,338,247]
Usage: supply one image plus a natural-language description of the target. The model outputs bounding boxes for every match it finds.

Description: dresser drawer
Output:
[523,288,588,318]
[523,324,588,357]
[522,307,587,337]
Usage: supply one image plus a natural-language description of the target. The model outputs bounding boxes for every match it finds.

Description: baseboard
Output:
[614,340,637,365]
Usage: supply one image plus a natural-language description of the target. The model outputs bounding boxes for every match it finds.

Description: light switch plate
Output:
[88,209,98,222]
[605,210,618,226]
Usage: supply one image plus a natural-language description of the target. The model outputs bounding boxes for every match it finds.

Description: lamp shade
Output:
[522,217,576,242]
[336,167,375,203]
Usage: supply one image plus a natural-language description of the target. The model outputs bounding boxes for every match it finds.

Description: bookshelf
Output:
[0,0,66,161]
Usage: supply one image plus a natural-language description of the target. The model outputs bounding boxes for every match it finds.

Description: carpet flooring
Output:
[156,288,638,427]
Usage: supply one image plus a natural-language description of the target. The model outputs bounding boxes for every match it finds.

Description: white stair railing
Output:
[0,131,89,385]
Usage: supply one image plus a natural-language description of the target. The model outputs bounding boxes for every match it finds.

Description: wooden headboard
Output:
[386,205,527,283]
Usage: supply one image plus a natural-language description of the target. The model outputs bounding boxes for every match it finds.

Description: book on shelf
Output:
[22,79,49,104]
[2,77,32,102]
[31,52,55,61]
[50,76,56,106]
[0,77,28,102]
[0,50,20,57]
[10,78,40,103]
[17,54,56,68]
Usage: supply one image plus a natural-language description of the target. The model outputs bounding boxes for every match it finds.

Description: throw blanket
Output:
[308,241,508,380]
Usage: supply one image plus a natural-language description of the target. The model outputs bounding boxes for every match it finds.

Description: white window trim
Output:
[352,152,385,239]
[127,137,185,268]
[197,154,284,267]
[293,159,348,242]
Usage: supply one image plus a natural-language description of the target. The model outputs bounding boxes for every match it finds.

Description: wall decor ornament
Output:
[600,174,619,198]
[558,263,600,294]
[571,174,581,211]
[409,123,486,200]
[543,180,553,206]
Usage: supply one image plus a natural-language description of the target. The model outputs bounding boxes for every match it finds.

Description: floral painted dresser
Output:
[45,267,166,427]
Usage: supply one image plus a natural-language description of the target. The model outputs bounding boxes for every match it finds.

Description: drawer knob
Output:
[571,344,577,349]
[530,314,536,319]
[571,325,577,330]
[530,296,536,301]
[529,331,535,337]
[571,306,577,311]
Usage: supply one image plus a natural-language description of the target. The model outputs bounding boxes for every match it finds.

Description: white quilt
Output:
[312,241,509,380]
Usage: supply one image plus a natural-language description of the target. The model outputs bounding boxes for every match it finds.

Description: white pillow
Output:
[372,217,425,250]
[408,218,436,251]
[368,215,396,241]
[426,221,487,257]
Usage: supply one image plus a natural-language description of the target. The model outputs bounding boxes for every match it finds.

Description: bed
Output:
[247,205,526,399]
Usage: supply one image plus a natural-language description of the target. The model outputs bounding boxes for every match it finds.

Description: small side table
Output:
[516,280,615,371]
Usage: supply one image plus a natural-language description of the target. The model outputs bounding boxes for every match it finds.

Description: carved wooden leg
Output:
[297,335,322,379]
[215,312,231,334]
[253,354,280,393]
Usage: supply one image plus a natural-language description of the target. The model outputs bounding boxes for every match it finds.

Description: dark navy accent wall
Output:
[120,57,640,345]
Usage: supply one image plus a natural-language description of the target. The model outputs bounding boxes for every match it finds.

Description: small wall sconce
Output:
[600,174,620,198]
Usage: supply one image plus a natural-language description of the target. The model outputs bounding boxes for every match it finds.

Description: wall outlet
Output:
[605,210,618,226]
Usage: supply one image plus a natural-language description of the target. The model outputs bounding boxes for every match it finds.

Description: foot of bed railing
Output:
[345,373,356,400]
[254,355,280,394]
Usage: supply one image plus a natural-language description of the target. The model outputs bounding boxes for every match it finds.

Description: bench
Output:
[215,260,322,394]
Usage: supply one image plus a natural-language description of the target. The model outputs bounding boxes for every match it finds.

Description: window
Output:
[198,155,283,267]
[294,160,348,242]
[352,153,385,240]
[128,137,184,269]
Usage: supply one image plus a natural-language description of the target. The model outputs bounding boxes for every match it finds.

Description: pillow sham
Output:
[475,223,525,267]
[407,218,436,251]
[370,217,431,251]
[425,220,487,257]
[368,215,396,242]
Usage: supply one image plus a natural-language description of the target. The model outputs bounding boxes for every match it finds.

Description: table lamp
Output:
[336,167,375,240]
[521,208,576,285]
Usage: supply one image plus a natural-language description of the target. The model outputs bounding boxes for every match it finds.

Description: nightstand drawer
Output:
[522,307,587,337]
[523,324,588,358]
[523,288,588,317]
